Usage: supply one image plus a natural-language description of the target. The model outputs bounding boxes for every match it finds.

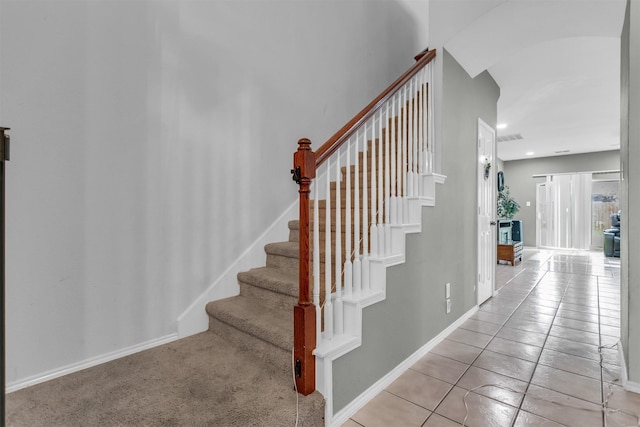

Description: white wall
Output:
[427,0,504,171]
[0,0,427,387]
[620,0,640,387]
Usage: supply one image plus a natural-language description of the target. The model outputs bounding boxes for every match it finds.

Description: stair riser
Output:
[313,208,383,224]
[240,281,298,311]
[208,316,291,376]
[312,200,383,211]
[288,220,300,243]
[330,181,403,194]
[266,253,299,275]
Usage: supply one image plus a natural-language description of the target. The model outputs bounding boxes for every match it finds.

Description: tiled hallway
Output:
[343,248,640,427]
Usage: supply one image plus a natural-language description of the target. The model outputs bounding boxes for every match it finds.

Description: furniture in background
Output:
[498,220,512,244]
[497,219,524,244]
[604,212,621,257]
[511,220,523,242]
[497,220,523,266]
[497,241,523,266]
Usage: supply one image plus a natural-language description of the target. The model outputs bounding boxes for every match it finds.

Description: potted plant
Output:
[497,185,520,220]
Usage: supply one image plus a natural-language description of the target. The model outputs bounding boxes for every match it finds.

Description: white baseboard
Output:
[6,201,299,394]
[176,200,298,338]
[328,304,478,427]
[6,333,179,393]
[618,340,640,393]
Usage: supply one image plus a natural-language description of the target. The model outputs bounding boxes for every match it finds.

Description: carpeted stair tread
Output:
[265,241,299,258]
[237,267,298,298]
[206,296,293,351]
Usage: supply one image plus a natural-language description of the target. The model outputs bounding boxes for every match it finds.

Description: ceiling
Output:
[443,0,627,161]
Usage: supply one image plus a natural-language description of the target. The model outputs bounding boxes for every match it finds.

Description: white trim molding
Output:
[6,334,179,393]
[177,200,298,338]
[328,305,478,427]
[315,175,458,426]
[6,200,300,394]
[618,340,640,393]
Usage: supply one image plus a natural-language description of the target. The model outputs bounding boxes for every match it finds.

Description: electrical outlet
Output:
[446,298,452,314]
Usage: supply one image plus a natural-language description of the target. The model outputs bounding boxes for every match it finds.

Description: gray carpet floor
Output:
[6,331,324,426]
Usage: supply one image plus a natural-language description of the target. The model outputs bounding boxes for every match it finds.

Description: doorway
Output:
[591,179,620,250]
[536,172,618,250]
[477,118,496,305]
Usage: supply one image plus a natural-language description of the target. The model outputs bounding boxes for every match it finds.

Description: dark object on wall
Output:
[0,127,10,424]
[497,171,505,192]
[511,220,523,242]
[604,212,621,257]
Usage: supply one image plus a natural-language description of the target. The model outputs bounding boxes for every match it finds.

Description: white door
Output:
[477,118,496,305]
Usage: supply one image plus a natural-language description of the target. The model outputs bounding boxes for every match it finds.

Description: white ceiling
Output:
[443,0,627,161]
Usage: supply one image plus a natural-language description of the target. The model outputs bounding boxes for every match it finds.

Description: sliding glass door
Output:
[591,180,620,249]
[536,173,593,250]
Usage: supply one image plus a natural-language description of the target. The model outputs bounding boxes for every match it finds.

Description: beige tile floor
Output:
[344,248,640,427]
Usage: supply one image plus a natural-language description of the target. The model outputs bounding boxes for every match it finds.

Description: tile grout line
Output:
[360,250,615,427]
[509,268,573,427]
[422,260,553,427]
[597,273,606,427]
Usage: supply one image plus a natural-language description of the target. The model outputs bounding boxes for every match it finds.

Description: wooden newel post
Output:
[291,138,316,395]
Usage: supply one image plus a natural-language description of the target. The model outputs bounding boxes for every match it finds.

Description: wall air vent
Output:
[496,133,523,143]
[554,150,571,154]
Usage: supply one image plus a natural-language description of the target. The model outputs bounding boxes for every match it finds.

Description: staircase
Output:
[205,221,325,426]
[204,48,437,427]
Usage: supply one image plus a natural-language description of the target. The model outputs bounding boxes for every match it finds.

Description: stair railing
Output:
[292,48,436,395]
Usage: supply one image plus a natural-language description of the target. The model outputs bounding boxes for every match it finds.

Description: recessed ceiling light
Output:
[526,152,534,156]
[497,123,507,130]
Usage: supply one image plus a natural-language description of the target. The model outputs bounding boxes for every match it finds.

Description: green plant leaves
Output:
[498,185,520,220]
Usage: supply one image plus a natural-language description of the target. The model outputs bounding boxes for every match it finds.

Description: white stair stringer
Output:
[314,173,446,425]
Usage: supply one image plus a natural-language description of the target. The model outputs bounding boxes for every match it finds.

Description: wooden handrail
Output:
[292,47,436,396]
[314,48,436,166]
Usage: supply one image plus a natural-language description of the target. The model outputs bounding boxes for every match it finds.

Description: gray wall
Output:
[0,0,427,386]
[620,0,640,384]
[331,49,499,414]
[502,150,620,246]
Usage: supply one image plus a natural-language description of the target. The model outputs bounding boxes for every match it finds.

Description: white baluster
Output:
[313,181,321,347]
[429,63,434,174]
[380,104,388,257]
[401,84,409,224]
[370,115,378,259]
[407,78,414,198]
[414,76,420,194]
[385,101,393,255]
[390,95,398,226]
[362,123,370,294]
[420,68,427,176]
[344,139,353,298]
[353,131,362,296]
[324,163,333,340]
[334,151,343,336]
[417,73,422,177]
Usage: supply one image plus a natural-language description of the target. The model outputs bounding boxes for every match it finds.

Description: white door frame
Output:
[477,118,496,305]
